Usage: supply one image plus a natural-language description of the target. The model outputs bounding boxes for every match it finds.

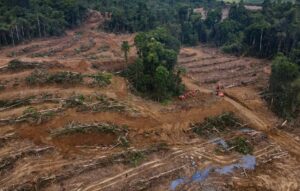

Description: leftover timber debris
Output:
[5,144,169,191]
[51,121,130,147]
[0,146,53,174]
[25,70,112,87]
[191,112,246,137]
[6,59,64,71]
[0,107,62,125]
[64,94,138,114]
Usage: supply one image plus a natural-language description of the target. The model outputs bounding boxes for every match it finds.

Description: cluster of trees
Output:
[205,0,300,58]
[125,28,184,101]
[93,0,220,35]
[146,0,297,58]
[268,54,300,118]
[92,0,299,59]
[0,0,86,46]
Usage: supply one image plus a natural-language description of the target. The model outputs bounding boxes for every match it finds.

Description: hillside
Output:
[0,10,299,191]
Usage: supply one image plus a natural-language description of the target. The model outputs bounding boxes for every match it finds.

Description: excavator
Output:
[179,83,224,101]
[215,83,224,97]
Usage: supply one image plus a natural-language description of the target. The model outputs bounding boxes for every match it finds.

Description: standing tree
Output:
[268,54,300,118]
[121,41,130,68]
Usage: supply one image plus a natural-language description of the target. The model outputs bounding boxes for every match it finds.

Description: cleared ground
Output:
[178,46,270,90]
[0,11,299,191]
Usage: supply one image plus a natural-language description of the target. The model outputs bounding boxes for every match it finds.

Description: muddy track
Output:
[184,76,300,159]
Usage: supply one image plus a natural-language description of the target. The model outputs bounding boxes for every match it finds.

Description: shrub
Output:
[26,70,49,85]
[227,137,253,154]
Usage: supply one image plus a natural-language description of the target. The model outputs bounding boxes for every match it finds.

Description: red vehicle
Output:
[216,83,224,97]
[179,90,199,100]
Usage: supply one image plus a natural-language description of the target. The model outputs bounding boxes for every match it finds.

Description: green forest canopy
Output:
[0,0,87,46]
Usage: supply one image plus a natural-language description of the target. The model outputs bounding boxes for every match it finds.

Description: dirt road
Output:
[183,76,300,159]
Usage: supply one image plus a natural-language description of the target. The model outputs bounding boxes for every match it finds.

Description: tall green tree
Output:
[121,41,130,67]
[268,54,300,118]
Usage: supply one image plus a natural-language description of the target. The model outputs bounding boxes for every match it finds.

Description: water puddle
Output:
[170,178,185,190]
[213,138,229,150]
[215,155,256,174]
[191,167,212,182]
[239,128,257,133]
[170,155,256,190]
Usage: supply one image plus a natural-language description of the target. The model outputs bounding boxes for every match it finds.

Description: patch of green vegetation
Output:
[227,137,253,154]
[18,107,57,124]
[0,96,34,109]
[267,54,300,118]
[26,70,112,87]
[125,28,184,101]
[192,112,242,137]
[177,66,187,75]
[23,107,39,118]
[47,71,83,84]
[88,72,112,87]
[128,151,145,167]
[64,94,85,108]
[7,59,23,70]
[25,70,49,85]
[26,70,83,85]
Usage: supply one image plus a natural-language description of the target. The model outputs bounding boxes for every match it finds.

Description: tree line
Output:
[0,0,86,46]
[96,0,299,60]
